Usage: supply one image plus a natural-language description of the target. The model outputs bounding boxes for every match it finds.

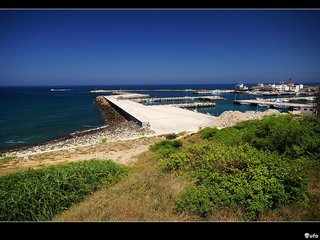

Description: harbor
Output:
[256,96,315,102]
[90,89,197,93]
[168,102,215,108]
[234,99,314,110]
[132,95,224,103]
[104,95,217,134]
[89,81,318,117]
[90,89,235,94]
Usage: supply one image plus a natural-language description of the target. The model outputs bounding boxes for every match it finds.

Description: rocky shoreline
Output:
[2,121,154,157]
[1,96,154,157]
[1,105,281,158]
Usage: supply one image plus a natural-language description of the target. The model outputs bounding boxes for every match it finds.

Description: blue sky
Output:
[0,9,319,86]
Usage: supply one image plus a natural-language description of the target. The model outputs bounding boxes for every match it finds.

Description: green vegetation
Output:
[315,86,320,116]
[197,127,218,140]
[0,155,15,161]
[150,140,183,157]
[156,114,320,220]
[0,160,128,221]
[164,133,178,140]
[100,138,108,144]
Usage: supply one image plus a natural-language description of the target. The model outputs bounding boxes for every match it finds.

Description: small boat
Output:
[258,103,268,107]
[274,104,289,109]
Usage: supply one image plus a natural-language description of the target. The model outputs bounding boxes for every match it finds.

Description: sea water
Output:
[0,83,317,151]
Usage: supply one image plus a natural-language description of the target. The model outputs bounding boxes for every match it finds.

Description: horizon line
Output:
[1,81,319,87]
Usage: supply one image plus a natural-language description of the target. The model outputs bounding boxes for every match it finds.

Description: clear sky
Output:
[0,9,319,86]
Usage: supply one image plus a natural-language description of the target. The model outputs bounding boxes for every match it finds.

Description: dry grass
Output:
[0,137,161,176]
[54,146,242,222]
[4,131,318,221]
[54,150,197,221]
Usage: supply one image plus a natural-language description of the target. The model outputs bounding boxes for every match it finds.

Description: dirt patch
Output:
[0,137,162,176]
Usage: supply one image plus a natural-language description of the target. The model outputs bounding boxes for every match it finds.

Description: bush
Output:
[197,127,218,140]
[239,115,320,159]
[150,140,182,157]
[159,114,319,220]
[160,143,309,220]
[0,160,128,221]
[197,126,244,146]
[164,133,178,140]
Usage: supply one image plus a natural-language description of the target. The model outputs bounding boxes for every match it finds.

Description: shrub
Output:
[197,127,218,140]
[239,114,320,159]
[161,143,308,220]
[150,140,182,157]
[197,127,244,146]
[159,114,319,220]
[164,133,178,140]
[0,160,128,221]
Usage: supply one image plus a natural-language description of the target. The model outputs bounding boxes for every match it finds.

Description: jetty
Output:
[258,96,314,102]
[115,93,149,99]
[234,99,314,109]
[193,90,235,94]
[133,96,224,103]
[168,102,215,108]
[90,89,196,93]
[104,96,217,134]
[90,89,234,94]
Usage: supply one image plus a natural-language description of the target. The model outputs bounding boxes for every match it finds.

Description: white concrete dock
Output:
[133,96,224,103]
[234,99,314,109]
[168,102,215,108]
[104,96,217,134]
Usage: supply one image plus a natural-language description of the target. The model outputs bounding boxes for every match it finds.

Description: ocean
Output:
[0,83,318,151]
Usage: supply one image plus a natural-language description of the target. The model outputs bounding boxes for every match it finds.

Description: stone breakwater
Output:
[94,96,128,126]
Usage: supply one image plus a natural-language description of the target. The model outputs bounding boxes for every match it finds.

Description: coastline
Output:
[0,108,282,177]
[1,121,154,158]
[1,109,281,159]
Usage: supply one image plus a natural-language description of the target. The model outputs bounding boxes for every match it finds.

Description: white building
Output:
[301,106,316,116]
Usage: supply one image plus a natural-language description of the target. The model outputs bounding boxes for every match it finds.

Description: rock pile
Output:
[214,109,281,129]
[6,121,154,157]
[94,96,128,126]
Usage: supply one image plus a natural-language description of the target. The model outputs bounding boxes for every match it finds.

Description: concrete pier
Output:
[133,96,224,103]
[256,96,314,102]
[168,102,215,108]
[234,99,313,109]
[104,96,217,134]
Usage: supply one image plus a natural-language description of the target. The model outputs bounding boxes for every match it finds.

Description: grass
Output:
[0,155,16,165]
[55,150,197,221]
[55,114,320,221]
[150,139,183,157]
[0,159,128,221]
[0,154,15,161]
[3,114,319,222]
[158,114,320,220]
